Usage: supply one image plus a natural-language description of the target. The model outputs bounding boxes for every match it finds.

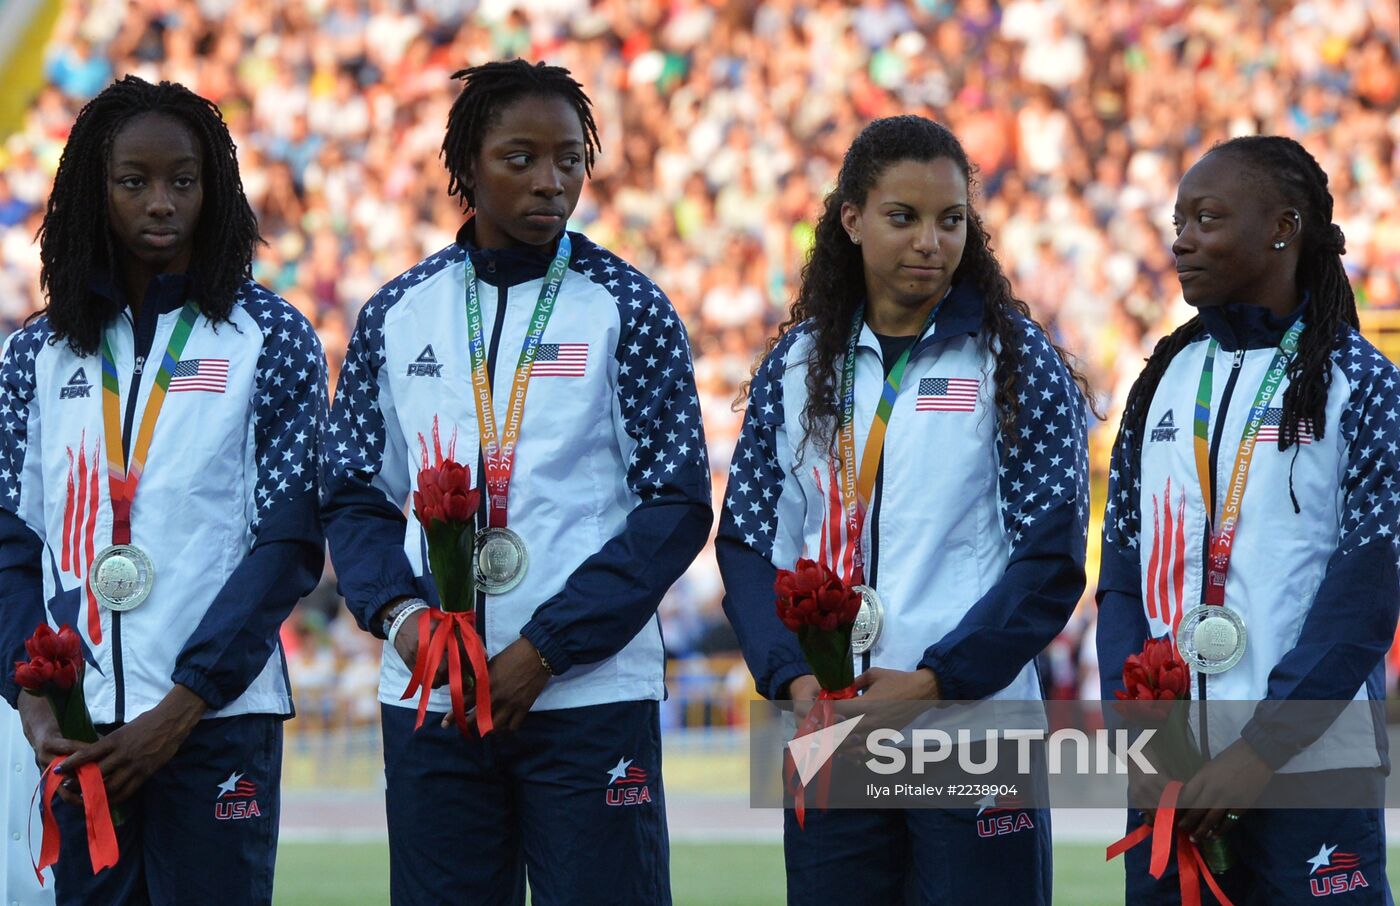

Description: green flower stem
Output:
[1151,700,1234,874]
[796,624,855,692]
[55,682,98,744]
[430,519,475,613]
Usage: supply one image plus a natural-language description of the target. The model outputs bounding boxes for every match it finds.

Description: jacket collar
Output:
[91,270,192,317]
[1197,297,1306,352]
[454,219,571,288]
[857,279,983,357]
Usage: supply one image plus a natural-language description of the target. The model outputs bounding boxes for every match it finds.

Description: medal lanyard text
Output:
[1190,319,1303,607]
[464,235,572,529]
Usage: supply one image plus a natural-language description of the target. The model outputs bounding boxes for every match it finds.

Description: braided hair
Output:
[37,75,259,355]
[441,59,601,209]
[752,115,1090,456]
[1119,136,1355,456]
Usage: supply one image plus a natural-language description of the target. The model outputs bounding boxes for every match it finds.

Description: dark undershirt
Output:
[873,332,917,377]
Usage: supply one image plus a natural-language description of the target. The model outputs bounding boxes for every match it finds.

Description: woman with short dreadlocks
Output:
[718,116,1090,904]
[1098,137,1399,903]
[0,76,325,905]
[321,60,709,904]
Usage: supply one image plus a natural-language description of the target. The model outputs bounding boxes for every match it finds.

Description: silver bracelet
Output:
[386,600,429,648]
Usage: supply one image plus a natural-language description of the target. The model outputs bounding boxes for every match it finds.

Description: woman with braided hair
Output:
[0,76,326,904]
[719,115,1091,904]
[1098,136,1398,903]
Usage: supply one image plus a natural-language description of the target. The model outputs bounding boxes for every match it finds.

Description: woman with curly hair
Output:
[718,115,1091,904]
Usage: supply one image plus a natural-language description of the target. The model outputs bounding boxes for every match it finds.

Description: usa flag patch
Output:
[169,358,229,393]
[1256,408,1312,444]
[532,343,587,378]
[916,377,978,412]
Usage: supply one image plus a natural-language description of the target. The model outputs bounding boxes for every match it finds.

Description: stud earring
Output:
[1273,241,1286,250]
[850,235,861,245]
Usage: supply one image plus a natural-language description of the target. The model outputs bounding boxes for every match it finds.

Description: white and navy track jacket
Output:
[0,274,327,724]
[718,281,1089,701]
[321,228,712,713]
[1097,303,1400,772]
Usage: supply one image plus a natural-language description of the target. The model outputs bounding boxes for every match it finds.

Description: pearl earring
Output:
[1273,241,1286,250]
[851,235,861,245]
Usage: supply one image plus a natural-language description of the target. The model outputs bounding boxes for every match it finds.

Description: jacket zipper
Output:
[474,258,506,639]
[1196,347,1246,755]
[864,457,885,674]
[112,305,162,724]
[862,332,938,671]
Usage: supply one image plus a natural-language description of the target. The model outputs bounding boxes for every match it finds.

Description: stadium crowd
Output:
[2,0,1397,720]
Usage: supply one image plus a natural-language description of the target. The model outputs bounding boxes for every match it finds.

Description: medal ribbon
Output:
[100,304,200,546]
[833,296,946,584]
[1191,319,1303,607]
[464,235,572,529]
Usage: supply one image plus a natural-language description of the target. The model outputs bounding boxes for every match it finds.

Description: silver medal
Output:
[473,527,529,594]
[850,585,885,656]
[1176,605,1247,674]
[90,544,155,611]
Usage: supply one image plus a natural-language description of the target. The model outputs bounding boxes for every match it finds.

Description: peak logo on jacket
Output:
[604,757,652,807]
[1306,844,1368,896]
[60,368,91,400]
[406,345,443,377]
[1150,410,1178,443]
[214,771,262,820]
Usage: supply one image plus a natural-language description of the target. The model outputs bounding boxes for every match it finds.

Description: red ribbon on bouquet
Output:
[31,756,118,884]
[784,685,857,830]
[401,609,493,738]
[1106,780,1235,906]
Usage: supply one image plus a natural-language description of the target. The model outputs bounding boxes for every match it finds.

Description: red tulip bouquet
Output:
[774,555,863,828]
[14,624,118,881]
[1108,637,1233,902]
[1115,635,1192,726]
[775,557,863,697]
[14,625,95,746]
[400,430,493,737]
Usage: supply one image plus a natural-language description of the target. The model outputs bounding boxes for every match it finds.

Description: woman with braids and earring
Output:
[1098,135,1399,903]
[0,76,325,905]
[321,60,710,905]
[718,115,1091,904]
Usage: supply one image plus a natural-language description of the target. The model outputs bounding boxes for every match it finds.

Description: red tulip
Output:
[24,624,63,662]
[16,624,83,694]
[55,626,82,663]
[14,654,78,693]
[413,461,481,528]
[1115,637,1190,720]
[774,558,862,632]
[13,623,98,748]
[439,462,471,493]
[14,657,51,691]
